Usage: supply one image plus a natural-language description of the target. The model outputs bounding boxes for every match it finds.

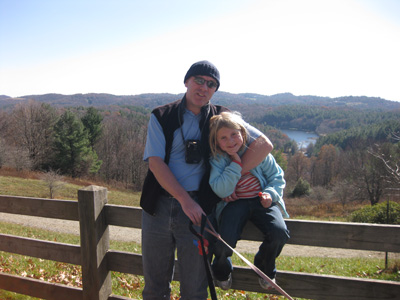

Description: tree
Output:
[271,149,287,170]
[8,145,31,171]
[370,133,400,186]
[332,180,356,208]
[305,142,315,157]
[309,186,332,203]
[286,152,310,184]
[0,110,8,135]
[291,177,311,197]
[52,110,101,177]
[0,137,5,168]
[361,151,390,206]
[313,144,339,186]
[40,169,65,199]
[96,112,148,190]
[344,146,391,206]
[81,107,103,149]
[6,101,56,170]
[283,140,298,155]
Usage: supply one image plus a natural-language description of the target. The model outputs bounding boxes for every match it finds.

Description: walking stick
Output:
[204,217,294,300]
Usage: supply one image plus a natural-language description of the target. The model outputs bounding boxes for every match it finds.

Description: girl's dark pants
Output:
[210,198,290,281]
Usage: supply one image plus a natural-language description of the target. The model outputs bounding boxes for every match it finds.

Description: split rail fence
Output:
[0,185,400,300]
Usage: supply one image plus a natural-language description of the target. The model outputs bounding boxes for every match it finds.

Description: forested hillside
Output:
[0,93,399,209]
[248,104,399,132]
[2,92,399,137]
[2,92,400,110]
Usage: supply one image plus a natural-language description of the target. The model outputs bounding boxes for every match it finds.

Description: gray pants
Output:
[141,196,208,300]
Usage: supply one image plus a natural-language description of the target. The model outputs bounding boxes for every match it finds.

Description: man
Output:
[140,60,273,299]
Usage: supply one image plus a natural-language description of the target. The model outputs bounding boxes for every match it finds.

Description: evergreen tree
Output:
[291,177,311,197]
[271,149,287,170]
[53,110,101,177]
[81,107,103,149]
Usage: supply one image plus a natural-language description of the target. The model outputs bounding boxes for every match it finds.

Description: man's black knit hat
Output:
[184,60,220,91]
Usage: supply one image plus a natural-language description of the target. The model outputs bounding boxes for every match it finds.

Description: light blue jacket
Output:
[209,152,289,218]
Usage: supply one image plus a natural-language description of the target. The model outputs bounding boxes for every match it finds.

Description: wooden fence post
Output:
[78,185,111,300]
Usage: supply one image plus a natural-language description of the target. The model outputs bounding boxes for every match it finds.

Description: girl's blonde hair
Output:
[209,111,248,158]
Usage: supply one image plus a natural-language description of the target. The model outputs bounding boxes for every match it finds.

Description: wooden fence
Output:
[0,185,400,300]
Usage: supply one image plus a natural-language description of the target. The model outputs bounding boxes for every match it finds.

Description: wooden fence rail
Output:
[0,185,400,300]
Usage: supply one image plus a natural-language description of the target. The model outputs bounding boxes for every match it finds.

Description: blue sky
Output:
[1,0,400,101]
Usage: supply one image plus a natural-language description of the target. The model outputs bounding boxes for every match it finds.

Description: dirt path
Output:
[1,213,398,259]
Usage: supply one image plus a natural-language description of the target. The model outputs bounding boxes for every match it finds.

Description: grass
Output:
[1,170,400,299]
[0,169,142,206]
[1,221,399,300]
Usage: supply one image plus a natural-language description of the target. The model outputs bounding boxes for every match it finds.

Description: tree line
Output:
[0,101,149,190]
[240,104,400,206]
[242,104,400,135]
[0,100,399,207]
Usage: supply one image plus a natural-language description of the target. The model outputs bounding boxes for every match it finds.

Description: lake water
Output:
[280,129,319,148]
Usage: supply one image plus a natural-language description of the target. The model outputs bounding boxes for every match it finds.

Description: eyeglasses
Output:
[193,76,218,89]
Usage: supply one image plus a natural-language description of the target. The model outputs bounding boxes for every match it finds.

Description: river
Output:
[280,129,319,148]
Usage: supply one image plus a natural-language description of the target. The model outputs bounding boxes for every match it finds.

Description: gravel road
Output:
[1,212,398,259]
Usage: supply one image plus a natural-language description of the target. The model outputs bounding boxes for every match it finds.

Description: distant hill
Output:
[1,92,400,111]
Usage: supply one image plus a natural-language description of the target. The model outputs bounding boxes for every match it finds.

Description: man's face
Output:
[185,75,217,114]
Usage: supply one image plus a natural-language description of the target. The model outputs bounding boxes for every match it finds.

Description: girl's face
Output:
[216,126,244,155]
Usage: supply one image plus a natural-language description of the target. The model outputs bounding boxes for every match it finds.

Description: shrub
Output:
[309,186,332,203]
[349,201,400,224]
[291,178,311,197]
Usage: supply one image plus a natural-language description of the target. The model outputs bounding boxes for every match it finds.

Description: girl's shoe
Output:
[214,273,232,290]
[259,277,275,290]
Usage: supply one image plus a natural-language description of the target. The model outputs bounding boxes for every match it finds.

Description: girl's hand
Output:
[229,152,241,161]
[258,192,272,208]
[223,192,238,202]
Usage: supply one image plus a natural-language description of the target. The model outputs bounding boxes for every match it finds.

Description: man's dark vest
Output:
[140,96,229,215]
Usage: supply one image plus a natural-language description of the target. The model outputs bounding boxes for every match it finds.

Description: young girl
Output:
[208,111,290,290]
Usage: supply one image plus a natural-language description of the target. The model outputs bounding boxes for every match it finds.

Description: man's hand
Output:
[148,156,205,225]
[180,196,205,226]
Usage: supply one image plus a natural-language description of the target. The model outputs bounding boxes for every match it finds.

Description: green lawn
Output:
[0,221,399,300]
